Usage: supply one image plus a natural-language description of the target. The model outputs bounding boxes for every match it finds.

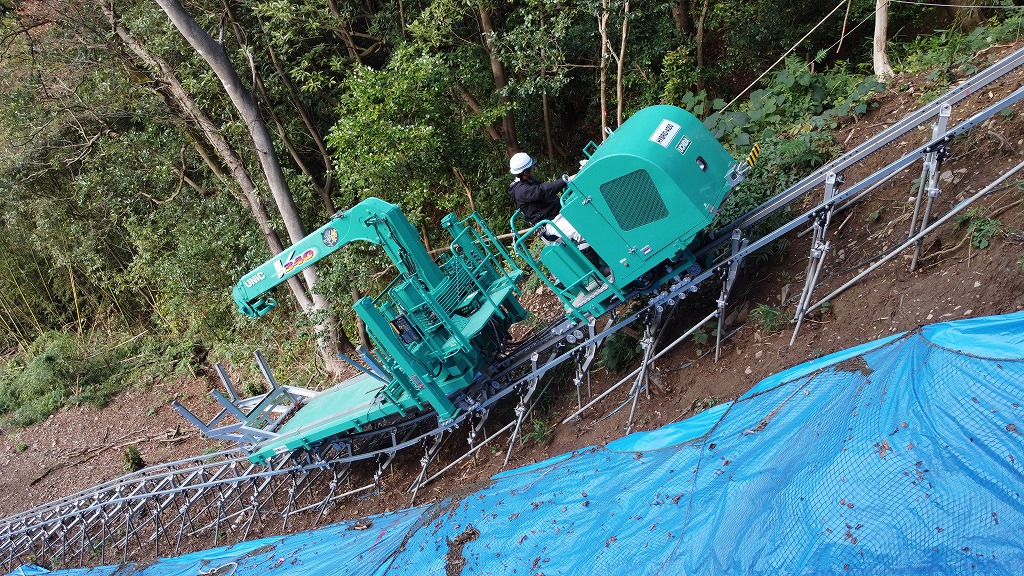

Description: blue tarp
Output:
[10,312,1024,575]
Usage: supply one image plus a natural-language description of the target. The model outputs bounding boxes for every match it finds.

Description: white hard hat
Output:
[509,152,536,175]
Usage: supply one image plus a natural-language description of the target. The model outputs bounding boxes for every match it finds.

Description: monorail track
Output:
[3,44,1024,571]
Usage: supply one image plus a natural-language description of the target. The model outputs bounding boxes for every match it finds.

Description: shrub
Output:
[122,445,145,473]
[955,209,1000,249]
[597,331,641,373]
[0,330,209,429]
[521,418,552,445]
[750,304,792,333]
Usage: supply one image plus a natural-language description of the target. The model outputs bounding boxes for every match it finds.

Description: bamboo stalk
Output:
[104,282,134,326]
[0,292,28,347]
[32,254,56,304]
[9,259,44,335]
[68,263,83,335]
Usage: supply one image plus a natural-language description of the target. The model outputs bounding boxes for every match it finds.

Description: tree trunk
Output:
[616,1,630,127]
[151,0,353,373]
[351,286,369,348]
[671,0,692,34]
[155,0,296,237]
[873,0,894,81]
[478,6,519,154]
[453,83,504,142]
[452,167,476,213]
[695,0,710,91]
[103,6,303,299]
[540,10,554,159]
[257,26,337,215]
[599,4,610,140]
[945,1,984,30]
[542,91,554,158]
[599,0,629,129]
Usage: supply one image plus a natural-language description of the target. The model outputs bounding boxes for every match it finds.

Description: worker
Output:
[507,152,583,245]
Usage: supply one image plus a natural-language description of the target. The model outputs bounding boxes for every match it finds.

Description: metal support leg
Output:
[571,320,598,409]
[624,306,666,434]
[790,172,841,345]
[465,391,490,465]
[409,428,452,503]
[715,229,746,362]
[910,103,951,272]
[313,465,347,525]
[504,354,543,466]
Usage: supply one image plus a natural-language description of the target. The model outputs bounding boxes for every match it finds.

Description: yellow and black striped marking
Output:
[746,143,761,167]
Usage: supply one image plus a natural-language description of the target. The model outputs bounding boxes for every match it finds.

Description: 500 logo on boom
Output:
[274,248,317,278]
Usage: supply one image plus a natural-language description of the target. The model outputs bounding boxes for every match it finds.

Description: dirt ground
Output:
[3,42,1024,557]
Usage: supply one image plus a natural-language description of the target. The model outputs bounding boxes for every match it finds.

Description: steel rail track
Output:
[701,44,1024,257]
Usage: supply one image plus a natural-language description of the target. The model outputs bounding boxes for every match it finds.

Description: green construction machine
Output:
[174,104,745,464]
[218,198,526,463]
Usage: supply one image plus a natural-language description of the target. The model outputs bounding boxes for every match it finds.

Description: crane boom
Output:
[233,197,443,318]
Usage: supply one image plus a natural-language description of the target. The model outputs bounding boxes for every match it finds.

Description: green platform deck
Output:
[250,372,393,464]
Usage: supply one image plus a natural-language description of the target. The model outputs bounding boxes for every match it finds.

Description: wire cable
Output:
[722,0,1022,115]
[722,0,850,113]
[891,0,1024,8]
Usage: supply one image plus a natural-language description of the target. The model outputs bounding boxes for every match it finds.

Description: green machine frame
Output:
[230,198,527,462]
[512,105,742,322]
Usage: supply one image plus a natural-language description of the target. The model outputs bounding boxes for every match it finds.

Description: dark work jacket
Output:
[508,176,568,225]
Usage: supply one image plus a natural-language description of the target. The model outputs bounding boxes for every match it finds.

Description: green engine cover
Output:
[559,105,737,286]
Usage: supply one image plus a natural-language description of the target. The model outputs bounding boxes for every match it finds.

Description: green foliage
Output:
[242,378,268,398]
[322,44,513,304]
[674,58,882,246]
[0,0,1019,433]
[661,43,701,107]
[691,320,724,351]
[955,209,1001,249]
[0,331,207,429]
[692,322,712,346]
[698,57,884,140]
[893,11,1024,102]
[494,0,585,99]
[122,445,146,473]
[752,237,790,267]
[521,417,552,445]
[971,219,1000,249]
[896,12,1024,76]
[750,304,791,333]
[597,331,641,373]
[690,396,720,415]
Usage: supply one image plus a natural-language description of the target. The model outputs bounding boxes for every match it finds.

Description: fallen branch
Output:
[924,229,972,262]
[30,428,190,486]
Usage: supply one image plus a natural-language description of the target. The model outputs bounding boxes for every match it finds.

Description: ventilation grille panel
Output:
[599,169,668,231]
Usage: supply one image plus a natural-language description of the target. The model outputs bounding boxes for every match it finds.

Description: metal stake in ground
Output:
[571,320,599,409]
[716,229,746,362]
[790,171,841,345]
[624,305,667,434]
[409,427,453,503]
[910,103,951,272]
[504,353,543,467]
